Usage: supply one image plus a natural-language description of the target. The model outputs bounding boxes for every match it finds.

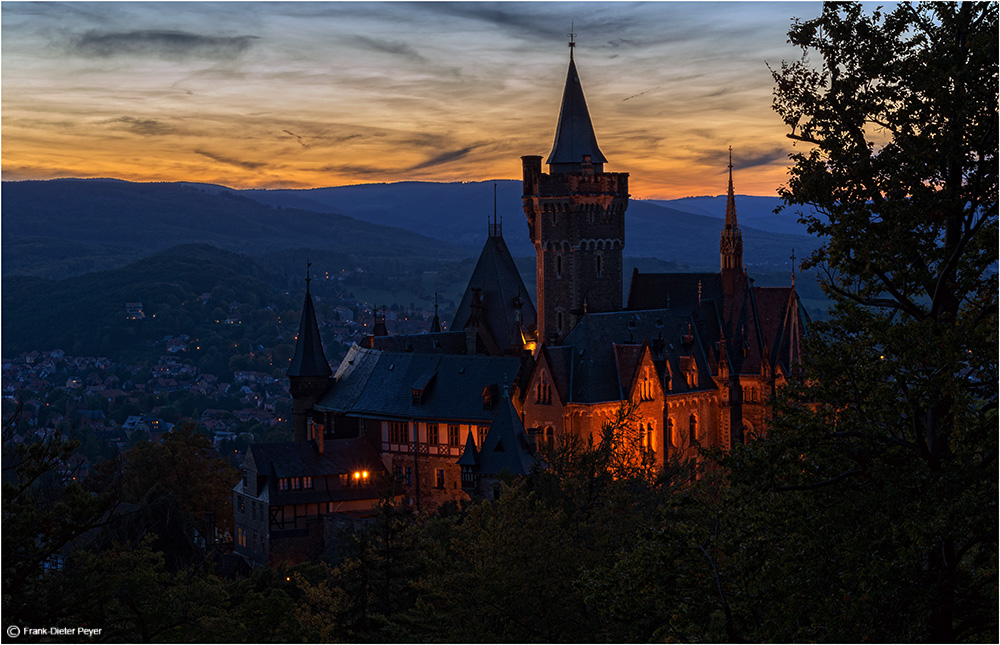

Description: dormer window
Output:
[482,384,499,410]
[412,388,424,405]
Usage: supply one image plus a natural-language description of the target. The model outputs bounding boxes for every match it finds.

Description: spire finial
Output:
[568,21,576,59]
[790,248,797,286]
[493,181,498,237]
[434,291,439,314]
[305,259,312,292]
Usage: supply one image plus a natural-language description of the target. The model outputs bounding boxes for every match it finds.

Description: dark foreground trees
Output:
[721,2,997,642]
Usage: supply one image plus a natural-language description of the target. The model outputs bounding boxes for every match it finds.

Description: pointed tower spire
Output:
[720,147,744,273]
[547,37,607,174]
[430,291,442,333]
[287,261,332,378]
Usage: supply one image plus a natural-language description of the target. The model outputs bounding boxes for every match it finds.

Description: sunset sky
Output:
[2,1,821,199]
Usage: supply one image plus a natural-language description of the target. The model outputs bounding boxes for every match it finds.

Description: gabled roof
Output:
[451,235,537,354]
[475,396,535,478]
[612,344,644,400]
[626,270,723,315]
[286,285,332,378]
[318,345,523,423]
[545,309,715,404]
[246,436,388,504]
[370,331,468,354]
[547,56,608,170]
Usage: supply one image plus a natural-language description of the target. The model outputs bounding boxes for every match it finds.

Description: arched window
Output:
[667,417,676,448]
[689,414,698,443]
[545,426,554,451]
[596,253,603,277]
[648,423,656,452]
[557,311,564,331]
[556,254,563,278]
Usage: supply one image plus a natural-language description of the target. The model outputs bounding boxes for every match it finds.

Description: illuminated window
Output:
[291,477,301,490]
[427,423,439,445]
[278,478,288,491]
[303,476,312,489]
[478,426,488,447]
[237,527,246,548]
[448,425,460,446]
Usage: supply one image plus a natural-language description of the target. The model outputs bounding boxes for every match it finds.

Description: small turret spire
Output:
[430,291,442,333]
[287,266,332,378]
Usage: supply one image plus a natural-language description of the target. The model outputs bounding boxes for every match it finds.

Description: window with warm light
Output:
[427,423,439,445]
[448,425,460,446]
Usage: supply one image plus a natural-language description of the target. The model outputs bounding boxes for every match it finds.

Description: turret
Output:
[523,38,629,344]
[287,262,332,442]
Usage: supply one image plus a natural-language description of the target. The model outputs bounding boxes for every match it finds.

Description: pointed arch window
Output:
[689,414,698,443]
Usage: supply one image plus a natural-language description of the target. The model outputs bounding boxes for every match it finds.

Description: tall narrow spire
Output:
[287,261,332,378]
[546,39,607,174]
[720,147,744,273]
[725,146,738,230]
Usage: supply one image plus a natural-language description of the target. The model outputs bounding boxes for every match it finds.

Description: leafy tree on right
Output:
[723,3,997,642]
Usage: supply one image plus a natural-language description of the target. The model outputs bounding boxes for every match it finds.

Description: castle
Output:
[233,43,805,566]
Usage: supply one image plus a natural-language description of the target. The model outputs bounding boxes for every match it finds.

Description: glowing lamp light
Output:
[353,471,361,480]
[362,470,369,479]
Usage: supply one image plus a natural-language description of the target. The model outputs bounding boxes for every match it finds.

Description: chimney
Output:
[466,328,478,355]
[309,418,325,455]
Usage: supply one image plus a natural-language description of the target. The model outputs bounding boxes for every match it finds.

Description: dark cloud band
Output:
[74,30,257,60]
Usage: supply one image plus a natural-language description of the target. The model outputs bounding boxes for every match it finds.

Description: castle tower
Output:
[522,39,629,344]
[286,263,332,442]
[720,148,744,295]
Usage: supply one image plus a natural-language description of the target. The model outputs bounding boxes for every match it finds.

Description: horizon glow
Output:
[2,1,822,199]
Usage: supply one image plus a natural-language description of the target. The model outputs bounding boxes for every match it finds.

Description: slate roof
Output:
[547,56,608,171]
[247,436,389,505]
[371,331,469,354]
[626,269,723,315]
[451,234,537,354]
[465,395,535,477]
[318,344,524,423]
[627,269,805,378]
[286,287,332,378]
[546,309,715,404]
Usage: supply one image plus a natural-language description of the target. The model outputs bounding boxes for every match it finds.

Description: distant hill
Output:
[1,244,288,357]
[240,180,822,271]
[1,179,468,279]
[648,194,818,237]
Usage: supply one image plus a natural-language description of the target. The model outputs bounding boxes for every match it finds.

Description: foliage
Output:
[723,2,999,641]
[2,404,120,625]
